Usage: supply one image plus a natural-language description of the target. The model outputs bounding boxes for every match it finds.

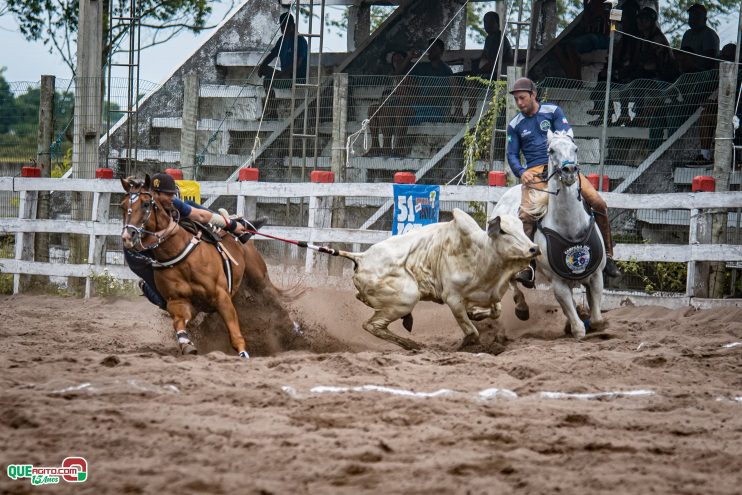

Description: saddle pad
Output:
[538,220,604,280]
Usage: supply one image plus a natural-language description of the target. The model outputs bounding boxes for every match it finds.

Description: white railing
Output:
[2,177,742,298]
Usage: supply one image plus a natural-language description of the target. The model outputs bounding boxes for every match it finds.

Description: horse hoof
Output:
[515,307,530,321]
[181,344,198,355]
[461,334,481,347]
[238,350,250,359]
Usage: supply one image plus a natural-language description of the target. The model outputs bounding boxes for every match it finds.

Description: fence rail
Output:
[2,178,742,298]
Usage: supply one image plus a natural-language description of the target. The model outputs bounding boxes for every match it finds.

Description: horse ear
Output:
[144,174,151,189]
[566,128,575,140]
[120,177,130,192]
[487,216,501,238]
[547,128,554,141]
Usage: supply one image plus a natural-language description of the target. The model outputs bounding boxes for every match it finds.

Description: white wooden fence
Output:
[2,177,742,298]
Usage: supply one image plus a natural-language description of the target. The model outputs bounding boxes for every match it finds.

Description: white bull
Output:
[338,209,540,350]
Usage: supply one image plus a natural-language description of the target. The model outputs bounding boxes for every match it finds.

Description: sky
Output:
[0,1,739,85]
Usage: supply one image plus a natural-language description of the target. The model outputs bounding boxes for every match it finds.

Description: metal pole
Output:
[598,9,620,192]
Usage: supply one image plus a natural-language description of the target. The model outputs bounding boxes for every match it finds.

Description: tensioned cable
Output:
[345,0,472,165]
[616,29,742,66]
[249,0,298,166]
[448,0,519,186]
[193,0,295,175]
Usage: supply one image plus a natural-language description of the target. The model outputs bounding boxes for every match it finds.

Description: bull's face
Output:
[487,215,540,260]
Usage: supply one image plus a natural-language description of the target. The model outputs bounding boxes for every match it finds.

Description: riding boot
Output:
[515,221,537,289]
[237,216,268,244]
[595,211,620,278]
[139,280,167,310]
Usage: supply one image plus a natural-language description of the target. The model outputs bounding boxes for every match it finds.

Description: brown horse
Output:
[120,175,281,359]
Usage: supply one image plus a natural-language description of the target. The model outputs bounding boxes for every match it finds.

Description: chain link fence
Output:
[1,67,741,295]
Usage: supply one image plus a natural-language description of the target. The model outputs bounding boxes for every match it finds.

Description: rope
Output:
[447,0,518,186]
[615,29,742,67]
[249,0,297,167]
[346,0,472,167]
[194,1,296,176]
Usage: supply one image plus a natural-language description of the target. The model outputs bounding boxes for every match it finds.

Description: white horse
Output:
[491,130,607,338]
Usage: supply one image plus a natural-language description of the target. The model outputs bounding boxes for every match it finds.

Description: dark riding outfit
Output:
[506,78,619,287]
[124,173,265,309]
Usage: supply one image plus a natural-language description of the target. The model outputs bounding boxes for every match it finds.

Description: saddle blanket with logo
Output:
[538,220,603,280]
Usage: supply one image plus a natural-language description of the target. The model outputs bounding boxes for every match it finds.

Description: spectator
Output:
[477,11,513,76]
[453,11,513,119]
[694,44,740,166]
[367,50,416,156]
[616,7,678,83]
[555,0,611,80]
[410,38,454,125]
[680,4,720,73]
[257,13,308,118]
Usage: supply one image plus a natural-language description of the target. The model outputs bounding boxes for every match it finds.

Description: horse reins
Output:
[123,190,179,251]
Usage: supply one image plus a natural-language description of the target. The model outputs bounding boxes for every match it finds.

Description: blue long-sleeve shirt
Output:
[506,103,572,178]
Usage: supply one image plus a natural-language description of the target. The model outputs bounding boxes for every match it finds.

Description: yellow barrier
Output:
[176,180,201,204]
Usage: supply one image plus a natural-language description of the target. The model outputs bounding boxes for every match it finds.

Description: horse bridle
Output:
[123,190,178,251]
[525,146,581,200]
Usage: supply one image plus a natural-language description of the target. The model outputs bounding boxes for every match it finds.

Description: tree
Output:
[3,0,235,73]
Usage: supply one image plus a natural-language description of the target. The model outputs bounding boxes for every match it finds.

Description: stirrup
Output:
[603,256,621,278]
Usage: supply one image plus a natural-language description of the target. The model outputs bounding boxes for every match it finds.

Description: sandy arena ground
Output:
[1,280,741,494]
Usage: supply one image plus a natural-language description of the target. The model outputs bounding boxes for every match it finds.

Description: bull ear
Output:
[487,216,501,238]
[144,174,151,190]
[120,177,130,193]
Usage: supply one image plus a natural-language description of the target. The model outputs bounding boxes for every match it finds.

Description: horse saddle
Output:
[177,218,237,292]
[179,218,224,244]
[537,216,604,280]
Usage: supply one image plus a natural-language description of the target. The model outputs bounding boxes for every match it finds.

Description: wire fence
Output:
[1,68,742,296]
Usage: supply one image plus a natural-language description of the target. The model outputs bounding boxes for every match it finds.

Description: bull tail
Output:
[337,250,363,270]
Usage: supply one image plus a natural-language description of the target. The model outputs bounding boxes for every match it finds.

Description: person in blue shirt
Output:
[258,12,308,118]
[507,77,619,287]
[124,173,266,309]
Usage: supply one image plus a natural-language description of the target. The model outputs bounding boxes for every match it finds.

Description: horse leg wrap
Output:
[176,331,197,355]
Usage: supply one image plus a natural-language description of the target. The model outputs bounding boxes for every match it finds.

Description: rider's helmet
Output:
[509,77,538,95]
[151,173,178,194]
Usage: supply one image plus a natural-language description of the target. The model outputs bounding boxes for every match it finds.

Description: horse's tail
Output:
[336,250,363,271]
[272,279,308,302]
[523,187,549,220]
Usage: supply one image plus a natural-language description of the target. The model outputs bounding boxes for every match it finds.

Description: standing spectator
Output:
[477,11,513,76]
[680,4,720,74]
[257,13,308,118]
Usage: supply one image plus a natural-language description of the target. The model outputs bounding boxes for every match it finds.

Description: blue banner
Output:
[392,184,440,235]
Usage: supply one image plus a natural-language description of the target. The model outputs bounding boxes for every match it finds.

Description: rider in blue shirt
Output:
[507,77,619,288]
[124,173,266,309]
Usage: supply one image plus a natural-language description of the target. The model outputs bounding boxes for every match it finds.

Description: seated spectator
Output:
[615,7,678,83]
[680,4,720,73]
[257,13,308,118]
[410,38,454,125]
[367,50,416,156]
[555,0,611,80]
